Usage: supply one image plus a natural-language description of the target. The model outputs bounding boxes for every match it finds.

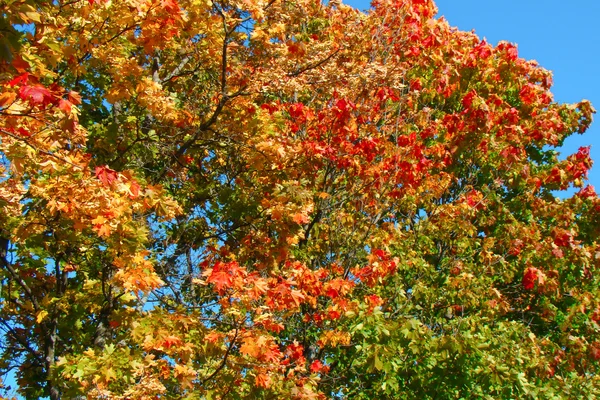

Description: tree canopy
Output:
[0,0,599,398]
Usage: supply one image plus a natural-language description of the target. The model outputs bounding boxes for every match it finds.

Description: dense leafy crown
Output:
[0,0,598,398]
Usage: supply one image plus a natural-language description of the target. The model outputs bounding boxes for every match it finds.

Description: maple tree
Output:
[0,0,599,398]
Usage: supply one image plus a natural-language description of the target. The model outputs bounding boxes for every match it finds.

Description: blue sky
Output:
[345,0,600,192]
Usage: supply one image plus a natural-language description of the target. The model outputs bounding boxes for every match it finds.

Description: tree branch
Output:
[0,238,40,312]
[201,327,238,384]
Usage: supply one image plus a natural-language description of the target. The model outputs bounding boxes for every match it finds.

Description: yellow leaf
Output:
[24,11,41,23]
[36,310,48,323]
[104,367,117,382]
[19,4,41,23]
[0,92,17,108]
[96,224,111,237]
[91,215,107,225]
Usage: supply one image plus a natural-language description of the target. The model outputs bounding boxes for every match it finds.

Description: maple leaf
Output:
[206,264,233,292]
[310,360,324,373]
[553,231,573,247]
[462,90,477,109]
[7,72,29,87]
[290,289,305,307]
[58,99,72,114]
[127,179,141,199]
[208,270,231,292]
[161,335,183,349]
[18,84,55,106]
[577,185,597,199]
[205,332,222,344]
[365,294,383,310]
[0,92,17,109]
[91,215,107,226]
[161,0,181,13]
[95,165,119,186]
[240,336,260,358]
[519,84,538,105]
[590,344,600,361]
[286,342,305,360]
[68,91,82,105]
[292,212,309,224]
[551,247,564,259]
[255,373,272,389]
[522,267,540,290]
[248,275,269,297]
[95,223,111,237]
[473,40,492,59]
[174,364,197,389]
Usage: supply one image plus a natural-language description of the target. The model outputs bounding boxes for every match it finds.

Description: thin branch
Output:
[0,256,40,312]
[161,54,193,84]
[289,48,341,78]
[0,320,44,365]
[0,129,82,170]
[201,327,239,384]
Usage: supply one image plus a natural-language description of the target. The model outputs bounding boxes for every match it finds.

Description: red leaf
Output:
[286,342,304,360]
[519,84,538,105]
[473,40,492,59]
[162,335,183,349]
[522,267,539,290]
[95,165,119,186]
[462,90,477,109]
[372,249,386,259]
[206,261,241,292]
[366,294,383,309]
[207,270,232,292]
[553,231,573,248]
[16,128,30,137]
[288,103,306,120]
[498,42,518,61]
[310,360,324,373]
[410,78,422,91]
[8,73,28,87]
[19,84,55,106]
[58,99,72,114]
[577,185,597,199]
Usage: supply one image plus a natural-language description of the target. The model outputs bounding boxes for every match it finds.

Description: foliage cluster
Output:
[0,0,598,398]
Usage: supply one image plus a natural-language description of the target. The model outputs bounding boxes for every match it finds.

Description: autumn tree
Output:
[0,0,599,398]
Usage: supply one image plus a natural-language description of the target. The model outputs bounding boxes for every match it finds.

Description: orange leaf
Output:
[293,212,309,224]
[95,165,118,186]
[68,91,82,105]
[95,223,111,237]
[255,373,271,389]
[0,92,17,108]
